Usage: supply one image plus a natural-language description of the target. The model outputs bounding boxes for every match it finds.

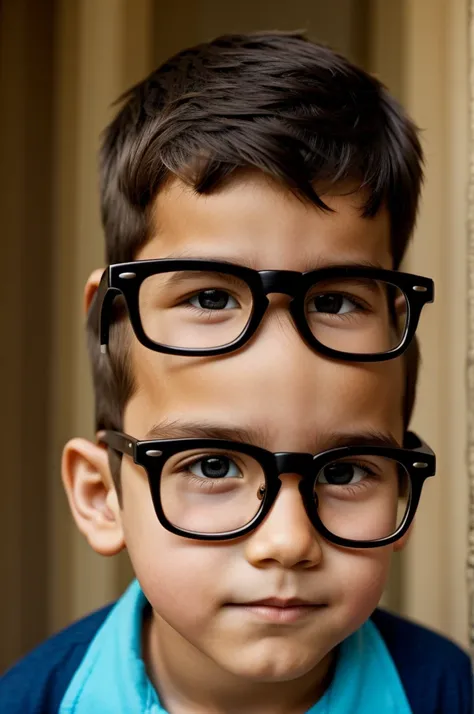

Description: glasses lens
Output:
[314,455,411,542]
[160,448,267,535]
[305,278,407,355]
[138,270,254,350]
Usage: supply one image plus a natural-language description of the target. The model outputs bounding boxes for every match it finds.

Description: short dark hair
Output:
[88,31,424,471]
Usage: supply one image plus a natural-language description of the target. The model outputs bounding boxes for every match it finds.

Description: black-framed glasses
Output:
[96,259,434,362]
[101,430,435,548]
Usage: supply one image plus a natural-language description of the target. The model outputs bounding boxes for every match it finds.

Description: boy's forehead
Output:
[138,173,392,270]
[126,345,405,449]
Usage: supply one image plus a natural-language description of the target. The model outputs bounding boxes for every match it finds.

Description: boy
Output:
[1,32,471,713]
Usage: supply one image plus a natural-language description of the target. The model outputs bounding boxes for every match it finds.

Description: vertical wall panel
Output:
[0,0,55,669]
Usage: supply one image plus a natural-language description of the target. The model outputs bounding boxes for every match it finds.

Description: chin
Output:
[216,641,330,683]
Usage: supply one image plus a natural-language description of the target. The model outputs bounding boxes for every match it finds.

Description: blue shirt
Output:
[1,580,472,713]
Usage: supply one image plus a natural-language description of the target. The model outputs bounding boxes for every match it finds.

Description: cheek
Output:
[120,463,231,630]
[327,546,393,634]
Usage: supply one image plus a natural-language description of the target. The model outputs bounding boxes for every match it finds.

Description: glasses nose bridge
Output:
[274,452,314,479]
[259,270,302,297]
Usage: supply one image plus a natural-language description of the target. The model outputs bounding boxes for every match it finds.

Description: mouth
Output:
[227,598,327,624]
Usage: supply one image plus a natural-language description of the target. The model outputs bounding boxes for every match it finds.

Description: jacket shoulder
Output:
[0,604,114,714]
[372,608,473,714]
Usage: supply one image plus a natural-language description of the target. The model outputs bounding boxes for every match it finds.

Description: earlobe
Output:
[84,268,104,315]
[62,438,125,556]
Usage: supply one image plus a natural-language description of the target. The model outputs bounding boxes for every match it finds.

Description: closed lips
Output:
[229,598,326,623]
[239,598,319,608]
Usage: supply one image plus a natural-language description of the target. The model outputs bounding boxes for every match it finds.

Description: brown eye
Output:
[189,290,238,310]
[308,293,357,314]
[318,463,366,485]
[189,456,242,479]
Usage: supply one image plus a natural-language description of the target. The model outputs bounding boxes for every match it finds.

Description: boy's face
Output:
[122,380,404,684]
[70,172,406,684]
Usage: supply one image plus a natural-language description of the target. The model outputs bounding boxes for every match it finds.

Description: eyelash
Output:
[307,292,370,312]
[318,461,379,493]
[177,454,242,472]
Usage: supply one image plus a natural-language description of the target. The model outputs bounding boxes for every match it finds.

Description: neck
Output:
[142,610,335,714]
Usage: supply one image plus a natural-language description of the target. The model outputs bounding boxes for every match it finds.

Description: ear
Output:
[62,438,125,556]
[393,522,414,552]
[84,268,104,315]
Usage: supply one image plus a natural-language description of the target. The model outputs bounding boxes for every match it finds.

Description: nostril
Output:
[299,559,317,569]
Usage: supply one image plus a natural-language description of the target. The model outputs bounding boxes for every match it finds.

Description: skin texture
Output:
[63,172,408,714]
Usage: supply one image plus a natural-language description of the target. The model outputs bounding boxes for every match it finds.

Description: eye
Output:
[189,289,239,310]
[188,456,242,479]
[307,293,358,315]
[317,462,367,485]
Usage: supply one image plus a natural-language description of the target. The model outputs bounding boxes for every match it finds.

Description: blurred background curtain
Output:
[468,0,474,653]
[0,0,470,670]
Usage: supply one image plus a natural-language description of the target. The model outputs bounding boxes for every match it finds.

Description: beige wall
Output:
[1,0,470,671]
[150,0,369,66]
[0,0,55,669]
[372,0,469,646]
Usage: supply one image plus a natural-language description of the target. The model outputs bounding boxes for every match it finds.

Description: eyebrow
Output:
[144,419,400,451]
[157,252,386,273]
[322,430,401,450]
[144,419,268,447]
[313,278,384,296]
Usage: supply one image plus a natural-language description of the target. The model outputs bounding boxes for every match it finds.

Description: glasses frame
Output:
[101,429,435,548]
[96,259,434,362]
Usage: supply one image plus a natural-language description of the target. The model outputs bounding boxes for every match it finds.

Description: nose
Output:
[244,475,323,570]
